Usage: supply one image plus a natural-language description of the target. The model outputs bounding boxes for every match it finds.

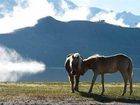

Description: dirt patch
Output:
[0,98,134,105]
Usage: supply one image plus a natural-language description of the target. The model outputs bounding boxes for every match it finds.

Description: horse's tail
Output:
[127,59,133,95]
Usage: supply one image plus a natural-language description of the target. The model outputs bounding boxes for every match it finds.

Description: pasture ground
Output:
[0,82,140,105]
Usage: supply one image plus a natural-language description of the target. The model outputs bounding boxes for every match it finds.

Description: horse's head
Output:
[70,53,83,75]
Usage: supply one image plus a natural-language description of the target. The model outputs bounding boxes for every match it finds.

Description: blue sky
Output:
[0,0,140,34]
[71,0,140,15]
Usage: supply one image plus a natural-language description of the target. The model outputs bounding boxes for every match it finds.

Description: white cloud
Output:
[61,0,69,10]
[0,45,46,82]
[71,0,95,7]
[136,22,140,28]
[0,0,137,34]
[90,11,129,27]
[0,0,55,34]
[0,0,91,34]
[55,7,90,21]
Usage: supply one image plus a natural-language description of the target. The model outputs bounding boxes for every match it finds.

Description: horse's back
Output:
[114,54,132,64]
[95,54,132,73]
[105,54,132,71]
[113,54,132,71]
[103,54,131,63]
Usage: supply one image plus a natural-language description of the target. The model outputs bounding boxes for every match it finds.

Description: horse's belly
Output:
[97,69,118,74]
[107,69,118,73]
[97,64,118,74]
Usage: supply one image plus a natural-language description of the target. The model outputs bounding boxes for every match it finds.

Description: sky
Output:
[0,0,140,34]
[71,0,140,15]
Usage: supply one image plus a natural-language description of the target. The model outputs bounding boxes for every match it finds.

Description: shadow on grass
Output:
[78,91,140,104]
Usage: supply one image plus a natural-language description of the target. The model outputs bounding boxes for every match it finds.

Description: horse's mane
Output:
[67,53,80,58]
[84,54,101,61]
[67,53,74,57]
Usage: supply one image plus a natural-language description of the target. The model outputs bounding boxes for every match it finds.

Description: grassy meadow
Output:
[0,82,140,104]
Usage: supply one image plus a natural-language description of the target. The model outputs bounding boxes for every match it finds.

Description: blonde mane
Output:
[84,54,101,61]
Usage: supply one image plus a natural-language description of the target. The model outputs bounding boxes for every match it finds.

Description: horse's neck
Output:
[84,58,97,68]
[80,58,97,74]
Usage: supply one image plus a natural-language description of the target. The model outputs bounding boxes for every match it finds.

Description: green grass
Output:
[0,82,139,102]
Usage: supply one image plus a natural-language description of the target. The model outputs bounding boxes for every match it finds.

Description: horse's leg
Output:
[127,64,133,95]
[120,71,128,96]
[88,73,97,93]
[69,75,75,93]
[129,75,133,95]
[74,75,80,91]
[129,76,133,95]
[101,74,105,95]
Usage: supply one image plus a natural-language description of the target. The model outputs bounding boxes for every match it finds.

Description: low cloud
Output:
[0,45,46,82]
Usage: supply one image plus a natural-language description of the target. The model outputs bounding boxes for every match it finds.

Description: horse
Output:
[78,54,133,96]
[64,53,83,93]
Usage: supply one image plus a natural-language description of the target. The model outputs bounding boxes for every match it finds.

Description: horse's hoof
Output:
[72,90,75,93]
[75,89,79,92]
[88,91,92,94]
[72,91,75,93]
[74,88,79,92]
[121,93,125,96]
[101,93,104,96]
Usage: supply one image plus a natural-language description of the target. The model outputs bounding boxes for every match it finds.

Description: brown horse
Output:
[64,53,82,93]
[79,54,133,96]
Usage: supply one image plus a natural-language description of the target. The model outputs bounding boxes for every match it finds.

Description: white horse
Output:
[64,53,82,93]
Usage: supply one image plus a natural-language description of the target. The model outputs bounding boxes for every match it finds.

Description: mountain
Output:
[0,16,140,81]
[48,0,140,28]
[116,11,140,27]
